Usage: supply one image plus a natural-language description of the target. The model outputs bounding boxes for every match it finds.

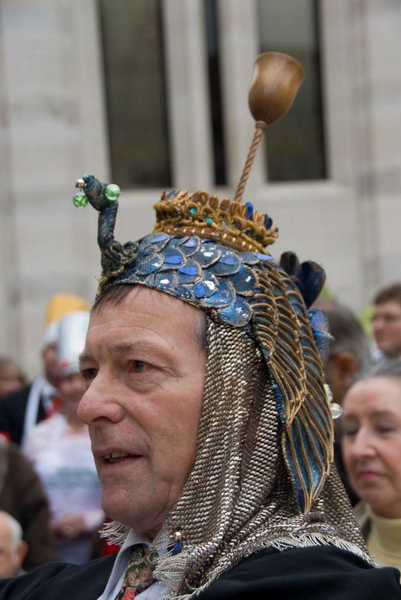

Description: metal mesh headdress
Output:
[73,52,370,599]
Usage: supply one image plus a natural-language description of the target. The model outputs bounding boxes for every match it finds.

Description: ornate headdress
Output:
[73,52,369,598]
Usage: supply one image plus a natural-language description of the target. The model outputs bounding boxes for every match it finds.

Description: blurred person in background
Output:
[0,434,56,570]
[323,303,372,411]
[0,357,26,397]
[0,294,89,447]
[372,284,401,362]
[315,301,372,504]
[25,310,103,564]
[0,511,28,578]
[342,360,401,573]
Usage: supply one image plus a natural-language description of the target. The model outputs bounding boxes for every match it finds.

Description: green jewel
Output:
[189,208,197,215]
[206,218,213,224]
[105,183,121,202]
[73,192,88,208]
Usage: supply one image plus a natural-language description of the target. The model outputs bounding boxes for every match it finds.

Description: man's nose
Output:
[78,372,124,425]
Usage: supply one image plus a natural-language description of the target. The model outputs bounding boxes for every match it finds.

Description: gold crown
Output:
[153,52,304,254]
[153,190,278,253]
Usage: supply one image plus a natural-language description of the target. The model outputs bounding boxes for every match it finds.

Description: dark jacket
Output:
[0,439,56,570]
[0,545,399,599]
[0,384,47,446]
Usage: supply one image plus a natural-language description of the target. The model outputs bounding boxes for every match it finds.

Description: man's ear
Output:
[329,351,358,387]
[16,540,28,566]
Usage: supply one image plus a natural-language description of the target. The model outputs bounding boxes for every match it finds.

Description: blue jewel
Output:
[158,247,186,271]
[264,215,273,229]
[176,286,194,300]
[164,254,184,265]
[178,236,201,257]
[177,260,201,284]
[220,255,237,265]
[256,253,274,262]
[172,540,183,555]
[167,189,178,199]
[179,265,198,276]
[201,280,235,308]
[245,201,254,219]
[195,244,221,268]
[135,253,164,275]
[154,271,178,291]
[181,237,198,248]
[240,252,260,265]
[218,296,252,327]
[198,272,219,297]
[229,265,256,296]
[140,233,170,252]
[150,232,170,243]
[194,283,206,298]
[209,252,240,276]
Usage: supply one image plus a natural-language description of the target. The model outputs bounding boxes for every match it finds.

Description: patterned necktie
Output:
[115,544,158,600]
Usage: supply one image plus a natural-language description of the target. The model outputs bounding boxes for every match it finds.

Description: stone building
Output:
[0,0,400,374]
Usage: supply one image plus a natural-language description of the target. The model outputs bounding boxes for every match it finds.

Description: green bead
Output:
[73,192,88,208]
[189,207,197,215]
[206,218,213,224]
[105,183,121,202]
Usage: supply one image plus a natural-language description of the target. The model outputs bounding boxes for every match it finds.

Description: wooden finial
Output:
[234,52,304,203]
[248,52,304,126]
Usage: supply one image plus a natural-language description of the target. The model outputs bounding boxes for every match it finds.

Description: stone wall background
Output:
[0,0,400,376]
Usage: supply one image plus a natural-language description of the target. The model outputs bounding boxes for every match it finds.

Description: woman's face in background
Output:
[342,376,401,518]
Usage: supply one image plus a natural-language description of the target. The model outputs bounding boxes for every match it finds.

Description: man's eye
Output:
[131,360,147,373]
[81,368,98,382]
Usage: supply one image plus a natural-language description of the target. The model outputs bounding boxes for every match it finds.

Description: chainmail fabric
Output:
[146,316,371,599]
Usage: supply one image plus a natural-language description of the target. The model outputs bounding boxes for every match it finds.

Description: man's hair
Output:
[92,284,207,351]
[373,282,401,306]
[325,304,372,376]
[0,511,23,550]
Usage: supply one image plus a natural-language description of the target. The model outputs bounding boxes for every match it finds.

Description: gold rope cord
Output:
[233,122,267,204]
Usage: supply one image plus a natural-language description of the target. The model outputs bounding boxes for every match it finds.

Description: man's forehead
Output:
[84,285,206,357]
[375,300,401,315]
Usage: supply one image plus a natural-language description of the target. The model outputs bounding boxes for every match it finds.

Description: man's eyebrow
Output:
[79,341,171,364]
[112,341,170,361]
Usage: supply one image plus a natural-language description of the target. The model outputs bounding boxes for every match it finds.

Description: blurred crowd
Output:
[0,293,115,577]
[1,282,401,576]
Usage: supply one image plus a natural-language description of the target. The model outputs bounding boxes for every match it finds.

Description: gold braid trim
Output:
[153,190,278,254]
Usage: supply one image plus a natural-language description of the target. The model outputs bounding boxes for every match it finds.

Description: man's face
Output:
[372,300,401,358]
[78,287,206,537]
[0,518,27,578]
[41,341,60,385]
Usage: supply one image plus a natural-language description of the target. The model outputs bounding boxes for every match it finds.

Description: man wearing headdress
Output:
[0,53,400,599]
